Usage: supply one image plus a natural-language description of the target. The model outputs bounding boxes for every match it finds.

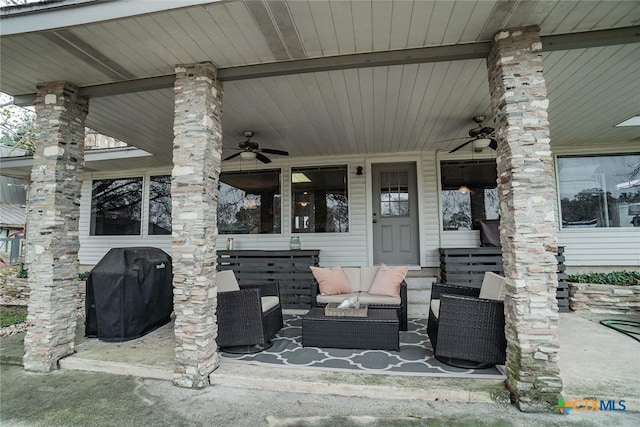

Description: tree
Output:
[0,93,35,155]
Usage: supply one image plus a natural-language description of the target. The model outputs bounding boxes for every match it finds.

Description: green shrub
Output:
[567,270,640,286]
[16,268,28,279]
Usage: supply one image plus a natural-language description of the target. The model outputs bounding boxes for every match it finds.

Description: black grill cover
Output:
[85,247,173,342]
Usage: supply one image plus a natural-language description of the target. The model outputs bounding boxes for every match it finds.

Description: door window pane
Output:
[380,171,409,217]
[90,177,142,235]
[558,154,640,228]
[440,160,498,230]
[218,169,281,234]
[149,175,172,235]
[292,165,348,233]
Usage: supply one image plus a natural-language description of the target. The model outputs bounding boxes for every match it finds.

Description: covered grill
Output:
[85,247,173,342]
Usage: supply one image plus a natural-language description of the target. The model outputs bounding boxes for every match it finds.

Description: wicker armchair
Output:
[216,270,283,353]
[427,272,507,368]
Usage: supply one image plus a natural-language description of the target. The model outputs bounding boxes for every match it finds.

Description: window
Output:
[90,177,143,235]
[217,169,281,234]
[558,154,640,228]
[380,170,409,217]
[149,175,172,235]
[291,165,348,233]
[440,160,498,230]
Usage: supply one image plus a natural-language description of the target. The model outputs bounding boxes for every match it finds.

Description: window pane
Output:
[558,154,640,228]
[217,169,281,234]
[90,177,142,235]
[440,160,497,230]
[379,171,409,217]
[149,175,172,235]
[292,165,349,233]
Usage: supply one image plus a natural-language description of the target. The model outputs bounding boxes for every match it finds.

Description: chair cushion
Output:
[310,266,352,295]
[341,267,362,292]
[316,292,360,304]
[217,270,240,293]
[368,264,408,297]
[479,271,506,301]
[261,296,280,313]
[430,299,441,319]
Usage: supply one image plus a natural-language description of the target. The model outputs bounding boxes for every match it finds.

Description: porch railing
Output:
[439,246,569,312]
[216,249,320,309]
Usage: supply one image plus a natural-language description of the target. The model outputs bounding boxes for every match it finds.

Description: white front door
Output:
[372,162,419,265]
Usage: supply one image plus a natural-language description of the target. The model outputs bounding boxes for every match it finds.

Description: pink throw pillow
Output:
[368,264,408,297]
[310,266,352,296]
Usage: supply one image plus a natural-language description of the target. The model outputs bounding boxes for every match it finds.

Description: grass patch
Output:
[0,306,27,328]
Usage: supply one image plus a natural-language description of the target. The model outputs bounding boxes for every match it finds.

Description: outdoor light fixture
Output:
[356,166,364,175]
[240,151,257,160]
[457,185,470,194]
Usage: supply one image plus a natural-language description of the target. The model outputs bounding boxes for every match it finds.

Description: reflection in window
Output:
[149,175,172,235]
[440,160,498,230]
[292,165,348,233]
[558,154,640,228]
[380,171,409,217]
[90,177,143,235]
[217,169,281,234]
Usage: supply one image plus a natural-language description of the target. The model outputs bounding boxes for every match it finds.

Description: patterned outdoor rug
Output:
[221,314,505,379]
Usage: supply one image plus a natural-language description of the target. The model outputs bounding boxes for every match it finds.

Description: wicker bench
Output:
[302,308,399,351]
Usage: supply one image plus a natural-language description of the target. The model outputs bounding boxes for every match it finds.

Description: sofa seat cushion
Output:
[261,296,280,313]
[316,292,361,304]
[356,293,401,305]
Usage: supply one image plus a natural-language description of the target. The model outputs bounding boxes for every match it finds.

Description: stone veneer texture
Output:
[171,62,223,388]
[23,81,87,372]
[487,26,562,412]
[569,283,640,315]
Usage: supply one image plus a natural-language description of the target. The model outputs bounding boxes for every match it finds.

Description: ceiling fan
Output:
[223,131,289,164]
[439,116,498,154]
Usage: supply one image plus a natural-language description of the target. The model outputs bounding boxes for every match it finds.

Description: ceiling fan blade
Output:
[448,139,474,154]
[223,152,241,161]
[437,136,469,143]
[489,138,498,150]
[480,126,494,135]
[255,152,272,164]
[259,148,289,156]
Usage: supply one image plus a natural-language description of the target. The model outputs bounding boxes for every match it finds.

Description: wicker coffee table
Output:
[302,308,399,350]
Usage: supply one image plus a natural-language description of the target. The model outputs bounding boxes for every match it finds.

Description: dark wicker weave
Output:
[310,280,408,331]
[216,281,283,350]
[427,282,506,368]
[302,308,399,350]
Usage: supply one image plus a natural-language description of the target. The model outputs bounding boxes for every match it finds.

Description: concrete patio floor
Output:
[1,312,638,410]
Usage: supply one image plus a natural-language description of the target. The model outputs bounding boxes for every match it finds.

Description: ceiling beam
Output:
[12,26,640,107]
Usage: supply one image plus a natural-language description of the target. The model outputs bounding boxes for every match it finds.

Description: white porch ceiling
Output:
[1,0,639,163]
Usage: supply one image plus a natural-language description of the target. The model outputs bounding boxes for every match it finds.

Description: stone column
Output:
[23,81,88,372]
[172,62,223,388]
[487,26,562,411]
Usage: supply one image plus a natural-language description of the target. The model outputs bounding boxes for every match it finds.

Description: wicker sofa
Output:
[310,266,408,331]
